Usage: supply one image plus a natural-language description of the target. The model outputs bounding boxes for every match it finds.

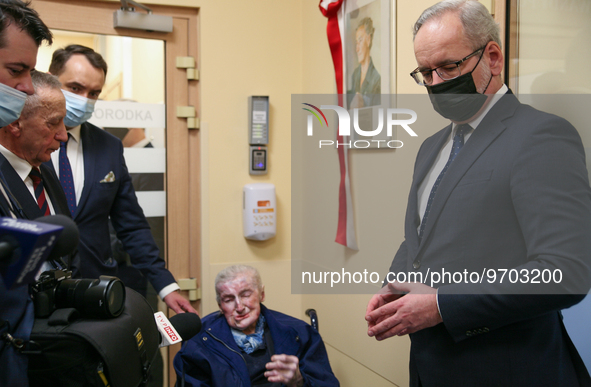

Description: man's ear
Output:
[260,285,265,303]
[486,41,504,76]
[6,120,22,137]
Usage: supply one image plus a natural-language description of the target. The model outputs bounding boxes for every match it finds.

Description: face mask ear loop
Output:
[469,44,487,73]
[470,45,493,95]
[482,72,493,95]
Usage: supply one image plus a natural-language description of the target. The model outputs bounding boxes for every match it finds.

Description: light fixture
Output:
[113,0,172,33]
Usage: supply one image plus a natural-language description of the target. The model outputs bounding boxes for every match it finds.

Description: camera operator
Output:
[0,2,56,382]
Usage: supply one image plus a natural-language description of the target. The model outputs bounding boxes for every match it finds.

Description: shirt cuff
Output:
[436,288,442,319]
[159,283,180,300]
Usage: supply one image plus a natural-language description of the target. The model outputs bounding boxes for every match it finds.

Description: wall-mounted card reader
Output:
[250,145,267,175]
[248,96,269,145]
[249,96,269,175]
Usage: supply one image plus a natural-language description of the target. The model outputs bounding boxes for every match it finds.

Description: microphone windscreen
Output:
[169,312,202,341]
[35,215,79,258]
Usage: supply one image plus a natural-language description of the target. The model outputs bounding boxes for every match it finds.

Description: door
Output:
[32,1,201,385]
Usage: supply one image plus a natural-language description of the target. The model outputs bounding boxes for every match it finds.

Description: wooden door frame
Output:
[31,0,201,384]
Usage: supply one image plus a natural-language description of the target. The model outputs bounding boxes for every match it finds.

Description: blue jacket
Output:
[174,305,339,386]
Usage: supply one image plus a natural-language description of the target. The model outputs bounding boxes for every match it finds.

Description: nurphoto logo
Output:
[302,103,418,149]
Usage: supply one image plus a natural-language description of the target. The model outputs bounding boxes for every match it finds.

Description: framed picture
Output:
[344,0,393,148]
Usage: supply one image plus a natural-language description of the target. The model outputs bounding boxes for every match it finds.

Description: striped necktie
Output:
[29,167,50,216]
[419,124,471,240]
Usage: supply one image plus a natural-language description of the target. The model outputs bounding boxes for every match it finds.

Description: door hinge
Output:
[176,106,199,129]
[178,278,201,301]
[176,56,199,80]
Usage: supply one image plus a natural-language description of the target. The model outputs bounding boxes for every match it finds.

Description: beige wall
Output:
[193,1,302,321]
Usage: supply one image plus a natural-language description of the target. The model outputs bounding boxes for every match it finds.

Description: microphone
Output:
[154,311,202,348]
[0,215,78,289]
[34,214,79,262]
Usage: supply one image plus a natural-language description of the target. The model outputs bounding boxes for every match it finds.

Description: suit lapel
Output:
[417,92,521,249]
[0,153,42,219]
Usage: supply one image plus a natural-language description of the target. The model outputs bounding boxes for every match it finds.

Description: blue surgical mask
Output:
[0,82,27,127]
[62,89,96,127]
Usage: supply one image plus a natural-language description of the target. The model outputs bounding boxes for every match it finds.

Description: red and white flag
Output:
[319,0,358,250]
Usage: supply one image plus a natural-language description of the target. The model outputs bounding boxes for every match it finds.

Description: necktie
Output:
[418,124,471,240]
[29,167,50,216]
[59,135,77,217]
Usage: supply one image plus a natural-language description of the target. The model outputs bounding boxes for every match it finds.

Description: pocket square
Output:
[100,171,115,183]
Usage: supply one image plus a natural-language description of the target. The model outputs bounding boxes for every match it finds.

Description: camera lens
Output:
[55,276,126,318]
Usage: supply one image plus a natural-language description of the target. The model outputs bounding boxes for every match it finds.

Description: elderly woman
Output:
[174,265,339,387]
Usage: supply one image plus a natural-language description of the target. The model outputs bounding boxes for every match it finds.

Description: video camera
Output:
[30,269,126,319]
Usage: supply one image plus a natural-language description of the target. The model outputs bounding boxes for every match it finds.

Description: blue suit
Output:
[174,304,340,387]
[45,122,175,293]
[388,91,591,386]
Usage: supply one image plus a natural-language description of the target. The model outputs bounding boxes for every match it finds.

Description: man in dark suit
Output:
[365,1,591,386]
[0,68,69,386]
[0,5,54,382]
[0,71,69,219]
[45,45,196,314]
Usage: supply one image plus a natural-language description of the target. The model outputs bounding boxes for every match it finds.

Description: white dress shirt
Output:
[0,143,56,215]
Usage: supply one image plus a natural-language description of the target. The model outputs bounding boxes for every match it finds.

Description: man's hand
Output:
[265,354,304,387]
[163,291,198,314]
[365,282,442,341]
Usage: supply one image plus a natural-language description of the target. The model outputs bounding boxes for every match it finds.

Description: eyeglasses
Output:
[410,46,486,86]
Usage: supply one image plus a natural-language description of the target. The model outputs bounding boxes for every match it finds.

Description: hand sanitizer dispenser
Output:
[243,183,276,241]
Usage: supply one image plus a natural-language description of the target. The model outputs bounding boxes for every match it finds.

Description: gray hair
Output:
[215,265,263,304]
[21,71,62,119]
[413,0,501,50]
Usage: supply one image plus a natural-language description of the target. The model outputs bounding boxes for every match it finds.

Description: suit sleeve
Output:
[108,140,175,293]
[438,113,591,342]
[383,241,408,287]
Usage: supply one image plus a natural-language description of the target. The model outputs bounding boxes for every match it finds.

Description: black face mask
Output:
[425,52,492,122]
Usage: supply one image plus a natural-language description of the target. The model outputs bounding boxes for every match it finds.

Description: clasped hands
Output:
[365,282,443,341]
[265,354,304,387]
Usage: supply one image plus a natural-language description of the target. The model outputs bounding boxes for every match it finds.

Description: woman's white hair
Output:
[215,265,263,304]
